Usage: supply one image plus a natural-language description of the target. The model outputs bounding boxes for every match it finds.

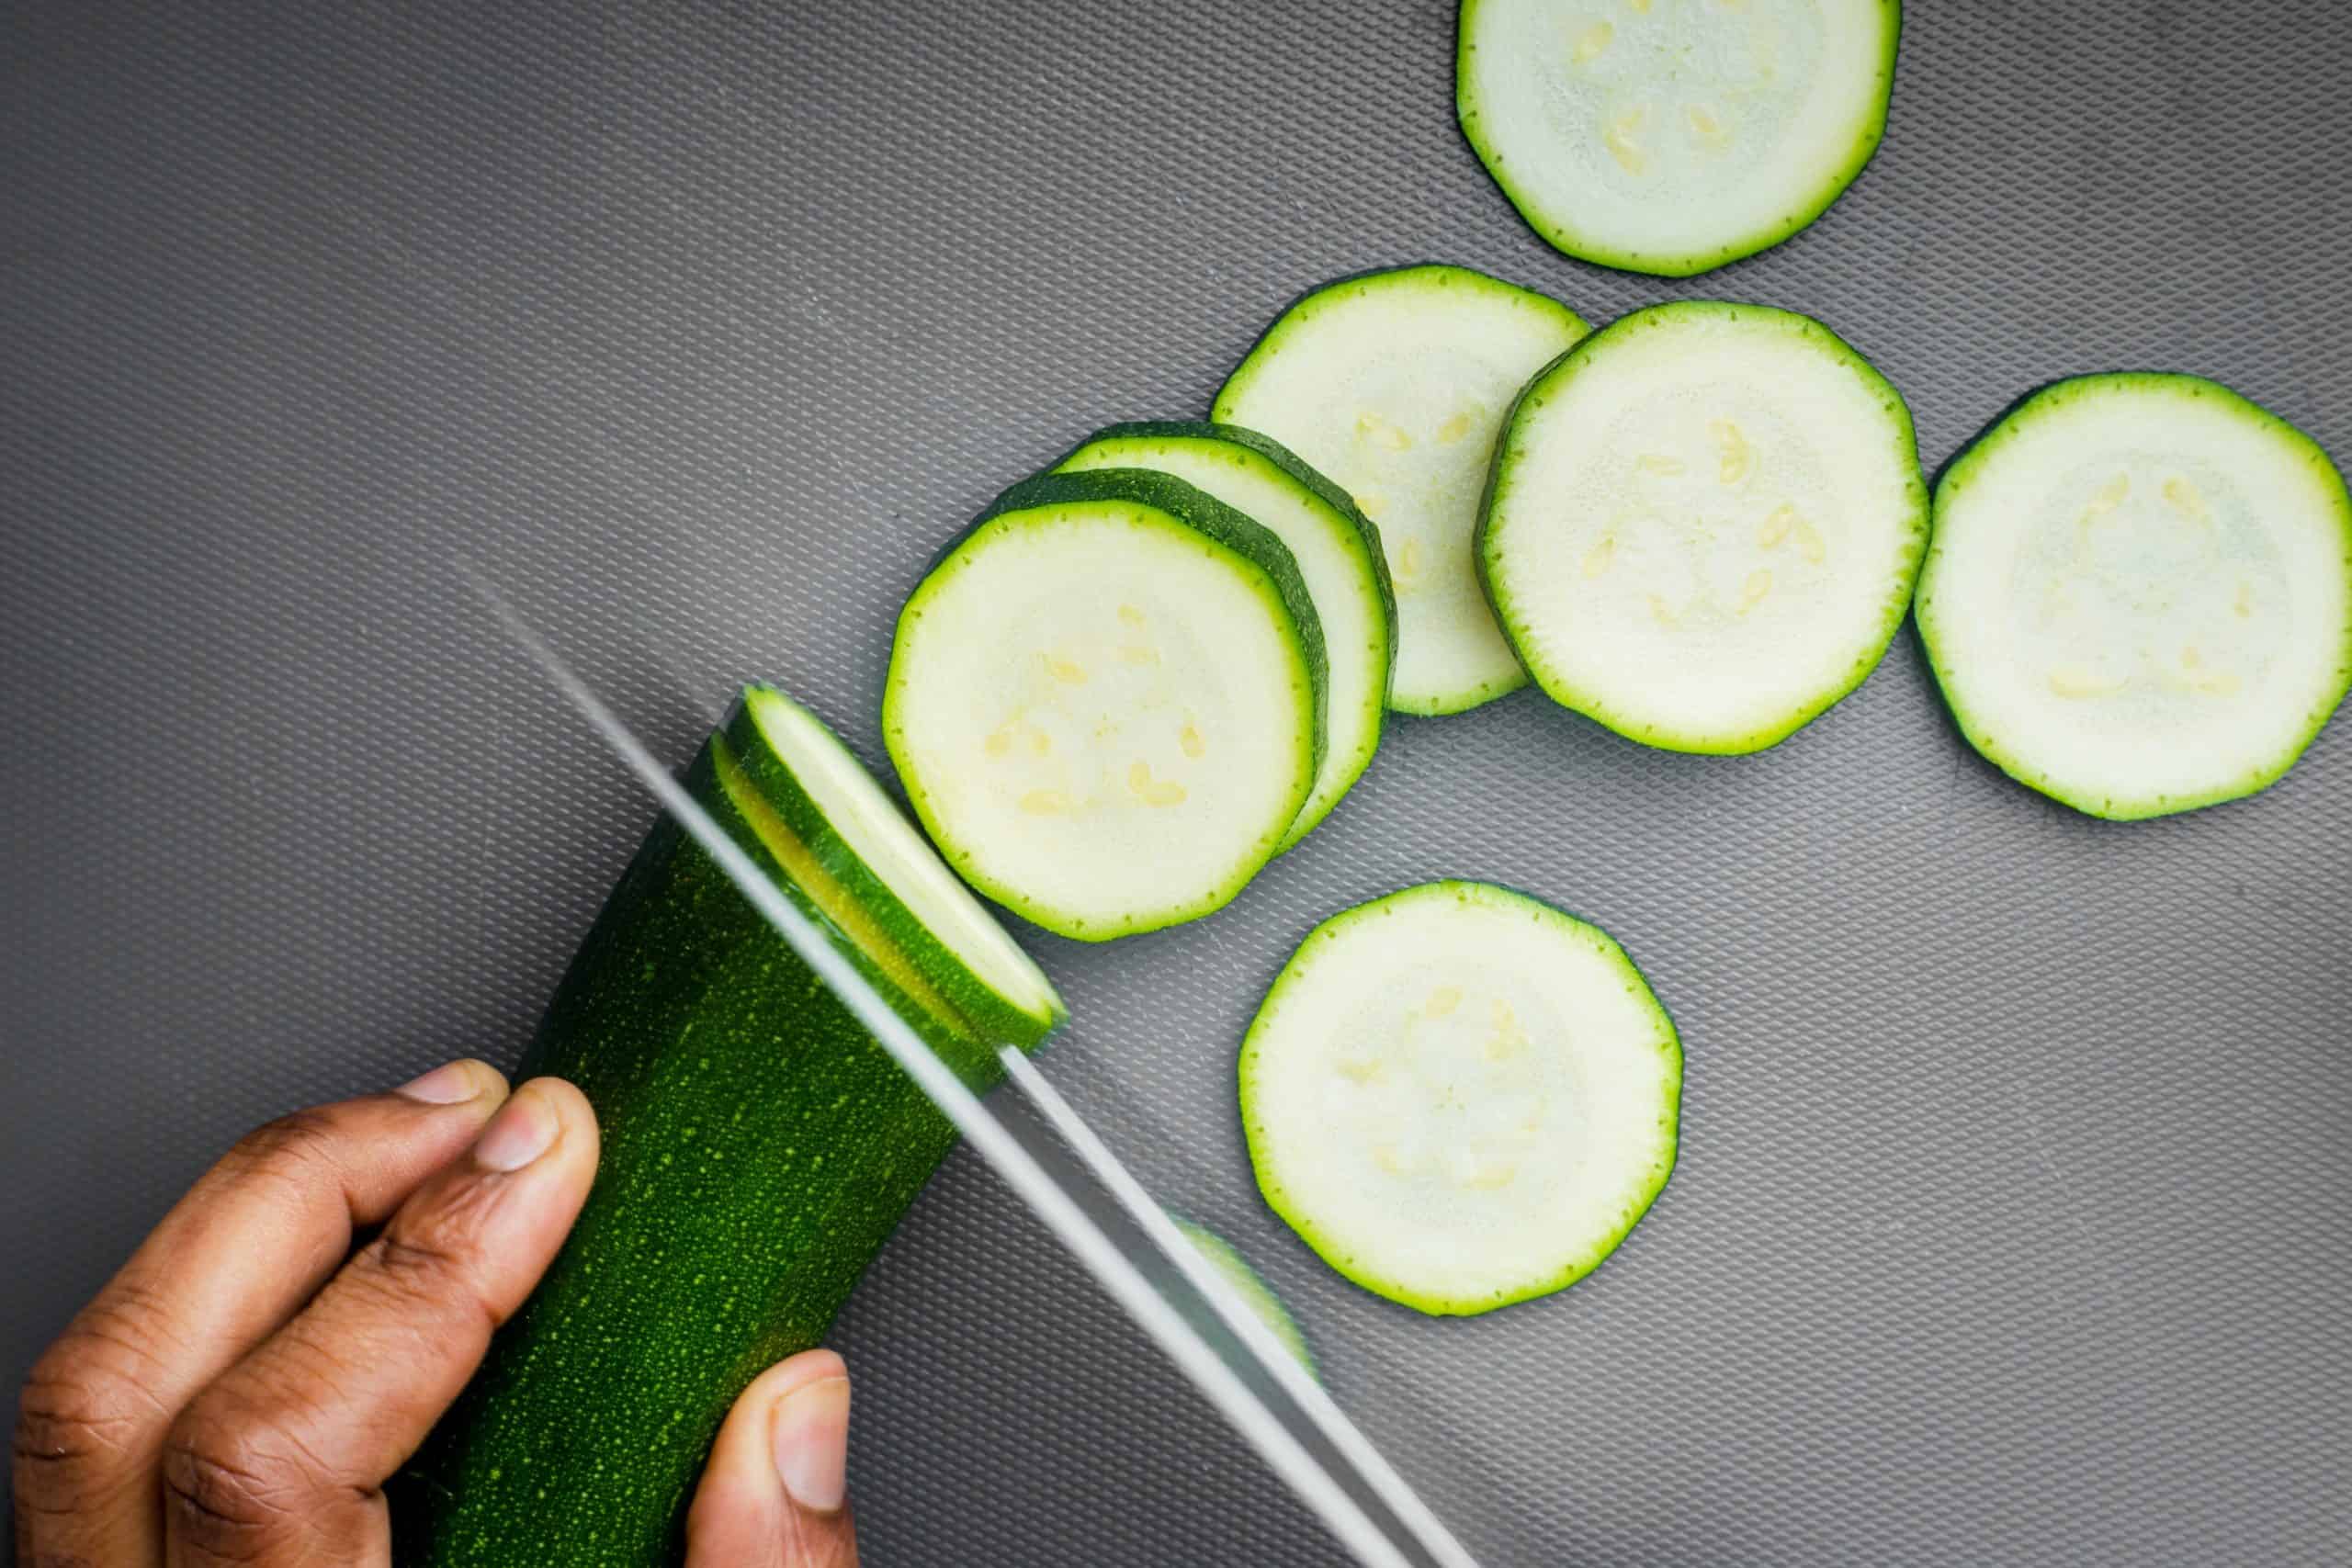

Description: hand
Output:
[12,1061,860,1567]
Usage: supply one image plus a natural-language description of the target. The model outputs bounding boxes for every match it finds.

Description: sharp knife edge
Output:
[998,1047,1479,1568]
[465,565,1472,1568]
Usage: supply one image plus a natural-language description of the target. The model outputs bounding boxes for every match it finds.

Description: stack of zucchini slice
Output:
[886,430,1399,941]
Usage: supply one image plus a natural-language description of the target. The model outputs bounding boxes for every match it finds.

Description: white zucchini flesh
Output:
[1917,374,2352,820]
[1056,424,1394,851]
[886,484,1318,942]
[1457,0,1899,276]
[1216,265,1588,716]
[1480,300,1926,753]
[737,686,1062,1034]
[1239,882,1681,1316]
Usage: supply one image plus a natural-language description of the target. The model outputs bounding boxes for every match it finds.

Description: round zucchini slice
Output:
[1239,881,1682,1317]
[1479,300,1927,753]
[1057,422,1396,851]
[1917,373,2352,819]
[885,470,1326,942]
[1457,0,1900,276]
[1215,265,1588,716]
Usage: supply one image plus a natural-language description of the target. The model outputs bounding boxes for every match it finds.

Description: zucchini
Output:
[724,685,1062,1048]
[1239,881,1680,1317]
[1214,265,1588,716]
[1457,0,1900,276]
[1055,422,1396,850]
[1916,373,2352,819]
[1479,300,1927,753]
[1173,1218,1317,1379]
[393,689,1062,1565]
[884,469,1328,942]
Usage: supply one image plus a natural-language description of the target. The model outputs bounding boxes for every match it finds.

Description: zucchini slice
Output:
[1239,882,1681,1317]
[1479,300,1927,753]
[722,685,1062,1048]
[1056,422,1396,850]
[1173,1217,1318,1379]
[396,691,1065,1563]
[1215,265,1588,716]
[1917,373,2352,819]
[1457,0,1900,276]
[885,469,1327,942]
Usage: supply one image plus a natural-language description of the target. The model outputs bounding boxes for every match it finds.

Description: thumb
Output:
[685,1348,859,1568]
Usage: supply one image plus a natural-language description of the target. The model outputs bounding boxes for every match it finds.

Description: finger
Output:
[12,1060,507,1568]
[684,1350,859,1568]
[159,1077,596,1568]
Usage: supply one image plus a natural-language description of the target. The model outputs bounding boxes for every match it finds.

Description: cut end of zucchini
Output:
[1056,421,1396,851]
[886,470,1327,942]
[1457,0,1900,275]
[1240,881,1682,1317]
[728,686,1064,1043]
[1480,300,1927,753]
[1215,265,1586,716]
[1917,373,2352,819]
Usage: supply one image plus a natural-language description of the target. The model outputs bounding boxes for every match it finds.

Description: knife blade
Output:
[466,566,1479,1568]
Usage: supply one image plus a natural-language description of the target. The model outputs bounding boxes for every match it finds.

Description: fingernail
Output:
[396,1060,481,1105]
[772,1375,851,1514]
[472,1084,560,1171]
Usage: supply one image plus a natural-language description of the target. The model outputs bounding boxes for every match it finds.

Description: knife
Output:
[466,567,1481,1568]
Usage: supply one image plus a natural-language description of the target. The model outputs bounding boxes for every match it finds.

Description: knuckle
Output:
[14,1365,136,1511]
[12,1296,179,1511]
[218,1108,351,1199]
[160,1393,324,1548]
[356,1218,503,1336]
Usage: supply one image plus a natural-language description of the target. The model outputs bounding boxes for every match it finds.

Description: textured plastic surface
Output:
[4,3,2349,1564]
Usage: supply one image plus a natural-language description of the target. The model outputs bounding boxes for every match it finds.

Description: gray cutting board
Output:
[5,2,2348,1563]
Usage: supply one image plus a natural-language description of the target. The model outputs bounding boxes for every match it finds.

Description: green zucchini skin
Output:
[392,736,1014,1565]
